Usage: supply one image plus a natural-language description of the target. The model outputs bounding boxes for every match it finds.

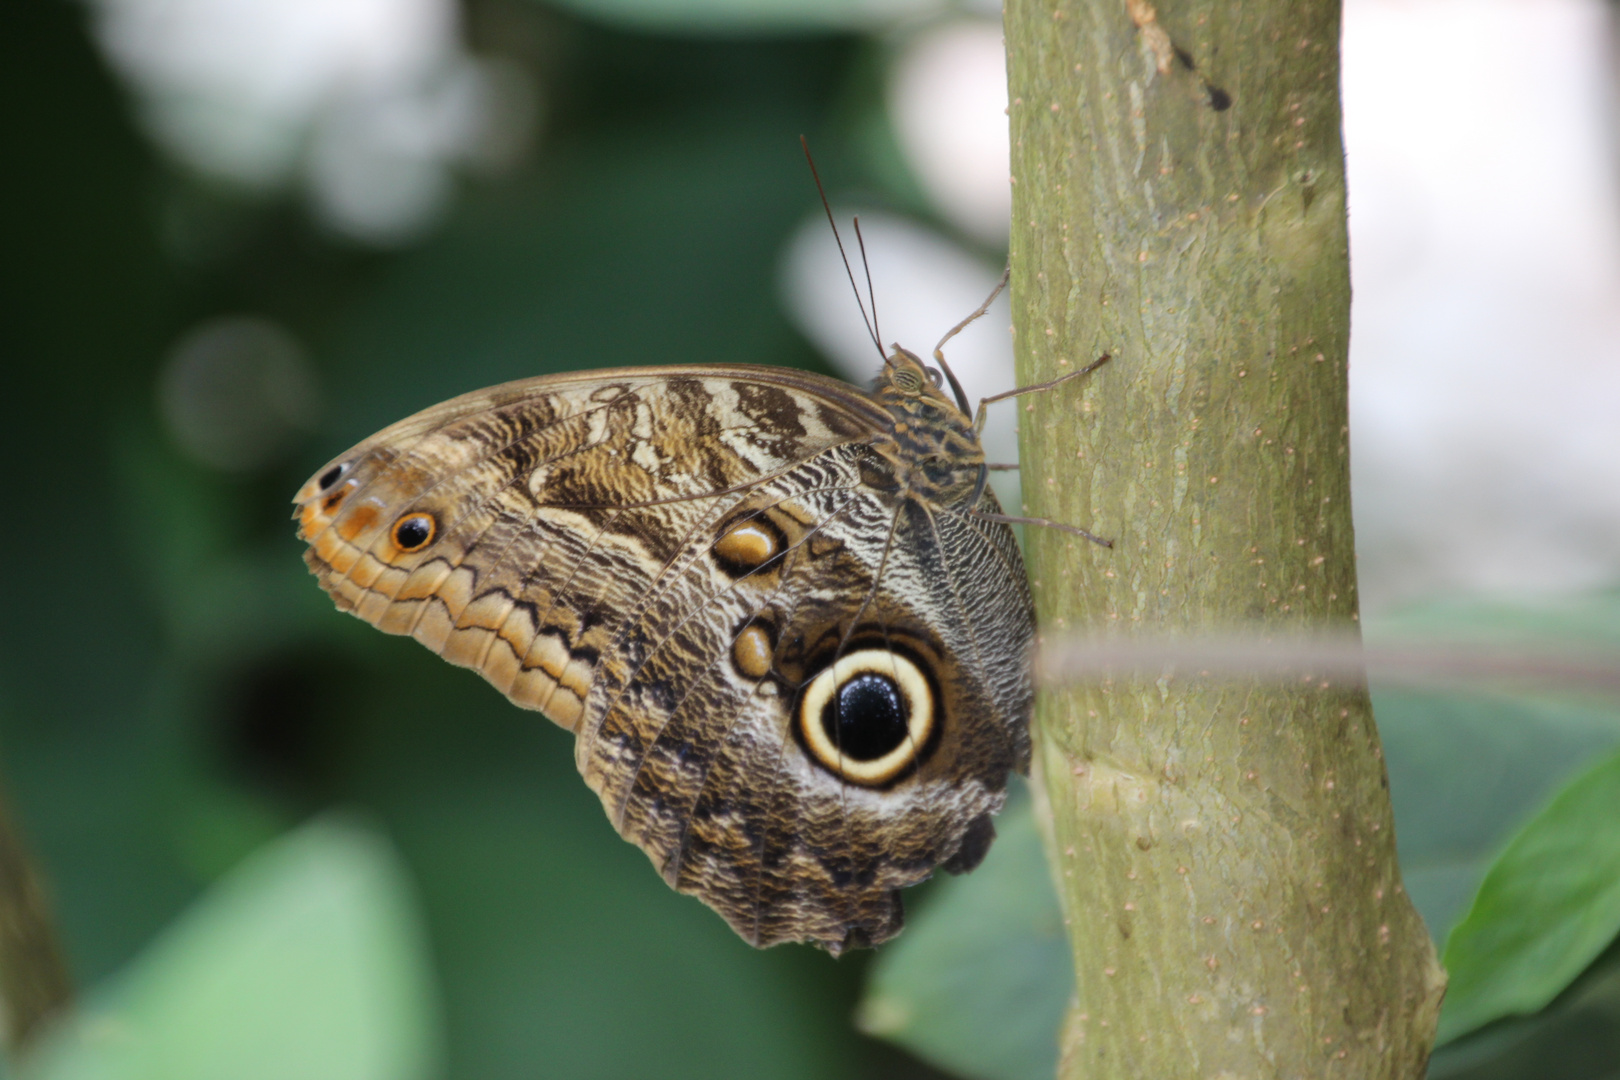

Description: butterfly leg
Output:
[969,509,1112,548]
[964,350,1114,548]
[973,352,1111,436]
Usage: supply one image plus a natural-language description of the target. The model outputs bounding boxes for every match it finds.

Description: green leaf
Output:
[1437,748,1620,1044]
[24,817,442,1080]
[857,792,1070,1080]
[1427,944,1620,1079]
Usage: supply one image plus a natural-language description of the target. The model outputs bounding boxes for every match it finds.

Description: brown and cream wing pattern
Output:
[293,366,881,728]
[292,363,1034,951]
[579,448,1032,949]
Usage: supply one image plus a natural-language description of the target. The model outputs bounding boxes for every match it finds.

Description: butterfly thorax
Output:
[866,347,987,507]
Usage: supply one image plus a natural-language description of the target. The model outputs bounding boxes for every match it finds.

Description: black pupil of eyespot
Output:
[396,516,431,548]
[822,673,909,761]
[319,465,345,489]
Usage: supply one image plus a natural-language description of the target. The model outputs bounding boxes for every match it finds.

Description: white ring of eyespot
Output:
[798,648,934,786]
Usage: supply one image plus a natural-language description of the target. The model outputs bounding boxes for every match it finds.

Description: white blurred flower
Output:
[888,19,1011,245]
[306,57,531,245]
[779,210,1025,510]
[1343,0,1620,608]
[90,0,536,244]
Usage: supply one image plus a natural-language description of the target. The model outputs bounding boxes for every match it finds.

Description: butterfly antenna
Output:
[801,136,884,361]
[852,215,882,351]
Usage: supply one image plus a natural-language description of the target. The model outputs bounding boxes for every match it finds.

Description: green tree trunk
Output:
[1003,0,1448,1075]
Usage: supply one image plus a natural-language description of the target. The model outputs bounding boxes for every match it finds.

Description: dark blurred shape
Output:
[216,647,364,805]
[1429,939,1620,1080]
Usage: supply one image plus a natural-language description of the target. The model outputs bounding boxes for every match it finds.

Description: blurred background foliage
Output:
[2,0,1619,1076]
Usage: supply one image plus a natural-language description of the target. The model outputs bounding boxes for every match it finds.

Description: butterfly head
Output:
[870,346,986,505]
[877,346,954,406]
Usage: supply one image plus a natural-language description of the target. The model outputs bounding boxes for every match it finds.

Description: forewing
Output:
[293,366,881,730]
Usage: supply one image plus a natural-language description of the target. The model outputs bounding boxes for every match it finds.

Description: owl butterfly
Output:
[293,200,1107,950]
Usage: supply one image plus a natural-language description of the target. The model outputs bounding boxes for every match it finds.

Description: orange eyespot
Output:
[391,512,437,552]
[320,481,354,512]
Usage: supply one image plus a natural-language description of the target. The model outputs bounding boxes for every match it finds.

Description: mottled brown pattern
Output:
[293,358,1035,952]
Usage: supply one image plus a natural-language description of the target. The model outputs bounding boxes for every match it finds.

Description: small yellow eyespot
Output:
[392,512,437,552]
[715,521,777,568]
[732,624,774,680]
[798,649,934,786]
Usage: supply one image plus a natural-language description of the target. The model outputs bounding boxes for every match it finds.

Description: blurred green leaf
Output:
[857,792,1069,1080]
[1379,688,1620,942]
[1371,588,1620,652]
[1428,944,1620,1079]
[23,817,441,1080]
[1372,588,1620,947]
[1436,748,1620,1045]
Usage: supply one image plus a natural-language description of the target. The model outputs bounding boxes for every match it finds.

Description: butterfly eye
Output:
[391,512,437,552]
[797,648,935,786]
[891,369,923,394]
[925,366,943,388]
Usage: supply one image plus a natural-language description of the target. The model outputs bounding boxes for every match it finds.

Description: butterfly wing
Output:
[293,365,1033,950]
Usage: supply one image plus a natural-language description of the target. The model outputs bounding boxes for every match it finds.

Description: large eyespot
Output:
[797,648,936,786]
[391,512,437,552]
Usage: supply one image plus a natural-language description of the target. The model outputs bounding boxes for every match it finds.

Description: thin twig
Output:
[0,775,72,1054]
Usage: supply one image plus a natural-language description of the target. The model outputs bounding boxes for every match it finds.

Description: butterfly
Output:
[293,161,1109,949]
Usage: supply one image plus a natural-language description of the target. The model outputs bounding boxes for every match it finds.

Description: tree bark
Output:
[1003,0,1447,1076]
